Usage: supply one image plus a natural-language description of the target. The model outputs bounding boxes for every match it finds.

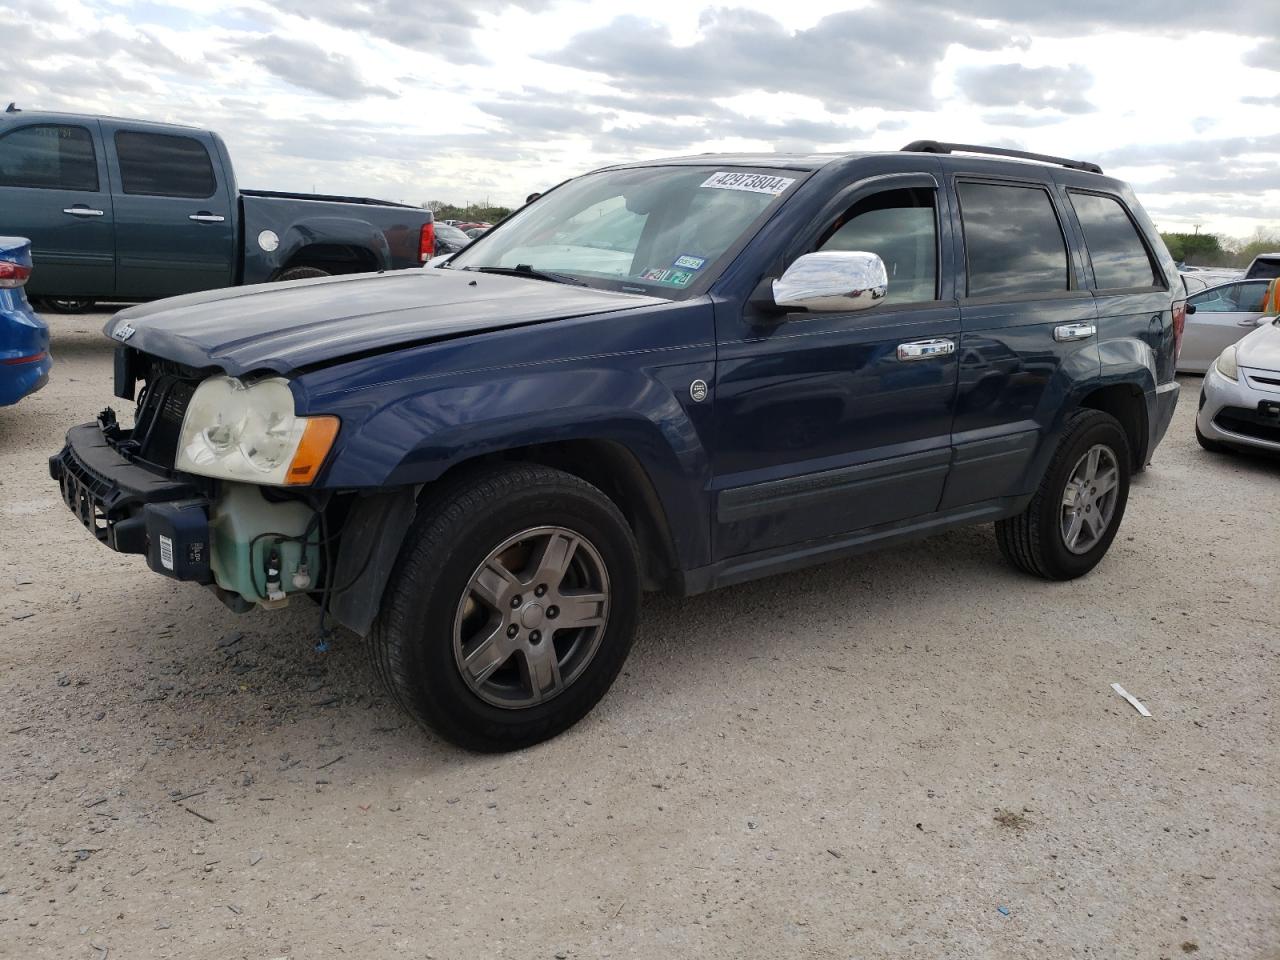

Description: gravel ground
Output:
[1,312,1277,960]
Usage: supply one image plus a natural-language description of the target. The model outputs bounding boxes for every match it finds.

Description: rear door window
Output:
[957,182,1069,298]
[1069,192,1159,289]
[115,131,217,199]
[0,124,98,191]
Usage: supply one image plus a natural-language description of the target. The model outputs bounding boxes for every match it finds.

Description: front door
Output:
[1182,280,1271,372]
[0,120,116,298]
[712,173,961,559]
[103,124,235,299]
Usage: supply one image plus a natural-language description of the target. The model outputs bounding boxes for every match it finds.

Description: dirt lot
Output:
[1,311,1277,960]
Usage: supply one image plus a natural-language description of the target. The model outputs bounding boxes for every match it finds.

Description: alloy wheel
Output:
[1059,443,1120,555]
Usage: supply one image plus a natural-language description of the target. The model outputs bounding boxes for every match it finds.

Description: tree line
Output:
[1161,228,1280,268]
[422,200,514,223]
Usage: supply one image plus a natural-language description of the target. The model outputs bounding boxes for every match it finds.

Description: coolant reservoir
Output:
[208,483,321,604]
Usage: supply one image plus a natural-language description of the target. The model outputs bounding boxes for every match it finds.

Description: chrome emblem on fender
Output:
[690,379,708,403]
[111,322,136,342]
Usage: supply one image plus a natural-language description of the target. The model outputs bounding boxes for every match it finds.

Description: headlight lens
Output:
[176,376,339,485]
[1214,345,1239,382]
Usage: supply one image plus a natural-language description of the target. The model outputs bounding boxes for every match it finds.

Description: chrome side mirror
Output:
[772,251,888,312]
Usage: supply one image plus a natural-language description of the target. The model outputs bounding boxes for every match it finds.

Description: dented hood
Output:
[105,268,662,376]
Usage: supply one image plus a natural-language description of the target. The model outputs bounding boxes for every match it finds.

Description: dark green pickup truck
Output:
[0,106,435,311]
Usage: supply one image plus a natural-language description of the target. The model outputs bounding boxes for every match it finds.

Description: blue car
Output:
[51,142,1182,751]
[0,236,51,406]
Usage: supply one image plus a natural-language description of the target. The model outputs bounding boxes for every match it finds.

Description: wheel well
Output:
[433,441,680,592]
[1079,384,1148,469]
[279,243,379,276]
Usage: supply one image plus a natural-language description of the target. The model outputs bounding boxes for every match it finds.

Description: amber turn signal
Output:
[285,416,340,485]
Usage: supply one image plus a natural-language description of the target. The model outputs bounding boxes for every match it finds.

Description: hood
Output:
[106,269,663,376]
[1237,318,1280,374]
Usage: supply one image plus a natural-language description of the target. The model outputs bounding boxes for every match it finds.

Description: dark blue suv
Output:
[51,141,1183,751]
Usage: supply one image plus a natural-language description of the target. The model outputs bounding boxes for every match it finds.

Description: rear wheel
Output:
[996,410,1131,580]
[370,464,640,752]
[274,266,330,283]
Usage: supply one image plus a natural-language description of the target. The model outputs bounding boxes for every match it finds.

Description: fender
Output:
[294,301,719,571]
[243,214,394,282]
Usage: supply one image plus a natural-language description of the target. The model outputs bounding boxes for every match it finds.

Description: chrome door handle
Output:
[63,207,104,217]
[897,338,956,361]
[188,213,226,223]
[1054,322,1096,342]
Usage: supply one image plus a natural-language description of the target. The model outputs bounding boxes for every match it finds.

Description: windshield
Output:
[447,166,802,296]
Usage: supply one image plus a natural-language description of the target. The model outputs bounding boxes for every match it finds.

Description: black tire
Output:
[42,297,96,313]
[1195,423,1229,454]
[274,266,330,283]
[370,464,641,752]
[996,410,1131,581]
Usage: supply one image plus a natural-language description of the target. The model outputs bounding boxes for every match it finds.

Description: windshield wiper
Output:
[463,264,587,286]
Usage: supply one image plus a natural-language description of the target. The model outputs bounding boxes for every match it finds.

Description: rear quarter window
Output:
[1069,192,1160,290]
[115,131,217,199]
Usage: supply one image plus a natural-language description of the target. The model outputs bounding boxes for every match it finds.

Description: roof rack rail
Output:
[901,140,1103,175]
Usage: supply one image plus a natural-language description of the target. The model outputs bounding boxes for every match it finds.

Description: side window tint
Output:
[1069,192,1159,289]
[816,187,937,304]
[0,125,98,191]
[958,182,1068,298]
[115,131,217,199]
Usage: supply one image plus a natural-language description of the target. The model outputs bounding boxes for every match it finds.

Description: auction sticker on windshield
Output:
[701,171,796,195]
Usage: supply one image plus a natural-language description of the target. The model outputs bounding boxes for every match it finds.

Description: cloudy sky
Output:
[7,0,1280,237]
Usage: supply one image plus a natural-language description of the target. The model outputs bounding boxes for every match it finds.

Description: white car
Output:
[1196,316,1280,455]
[1179,278,1274,373]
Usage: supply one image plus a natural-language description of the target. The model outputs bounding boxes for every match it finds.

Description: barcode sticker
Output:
[159,535,174,571]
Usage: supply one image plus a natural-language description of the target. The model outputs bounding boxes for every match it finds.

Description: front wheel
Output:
[370,464,641,751]
[996,410,1131,580]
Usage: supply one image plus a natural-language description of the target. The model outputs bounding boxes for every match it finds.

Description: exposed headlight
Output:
[176,376,339,485]
[1214,345,1239,382]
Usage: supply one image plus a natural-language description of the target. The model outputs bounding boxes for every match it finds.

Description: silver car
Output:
[1179,278,1274,373]
[1196,316,1280,455]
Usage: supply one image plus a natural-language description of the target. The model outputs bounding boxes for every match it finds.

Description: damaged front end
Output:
[49,349,408,631]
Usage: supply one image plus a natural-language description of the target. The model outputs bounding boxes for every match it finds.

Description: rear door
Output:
[942,175,1099,509]
[102,124,235,299]
[1182,280,1271,371]
[0,120,115,297]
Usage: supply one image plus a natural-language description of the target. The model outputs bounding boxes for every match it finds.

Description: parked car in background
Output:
[465,226,489,240]
[0,106,434,312]
[433,223,473,256]
[1180,267,1243,296]
[1197,313,1280,455]
[1244,253,1280,281]
[0,236,51,406]
[1179,279,1275,373]
[51,141,1182,751]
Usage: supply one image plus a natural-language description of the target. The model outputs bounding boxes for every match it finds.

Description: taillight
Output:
[0,262,32,288]
[1171,301,1186,363]
[1,350,47,365]
[419,222,436,263]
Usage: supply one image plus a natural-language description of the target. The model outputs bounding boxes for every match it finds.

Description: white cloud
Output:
[2,0,1279,238]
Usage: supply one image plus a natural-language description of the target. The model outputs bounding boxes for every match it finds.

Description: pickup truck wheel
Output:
[42,297,96,313]
[370,464,640,752]
[995,409,1131,581]
[274,266,330,282]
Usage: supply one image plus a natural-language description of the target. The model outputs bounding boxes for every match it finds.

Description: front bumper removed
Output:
[50,422,214,583]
